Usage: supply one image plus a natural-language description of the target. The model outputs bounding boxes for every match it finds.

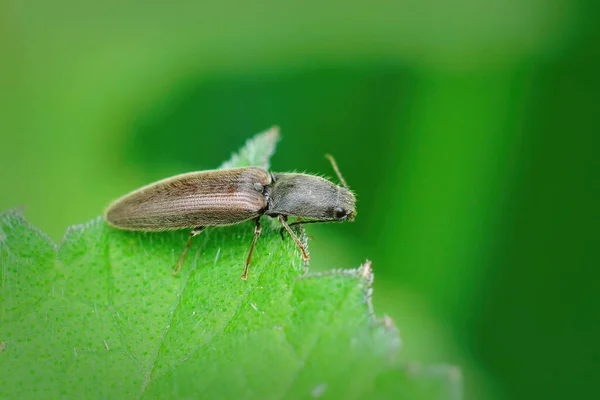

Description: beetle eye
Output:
[334,207,347,220]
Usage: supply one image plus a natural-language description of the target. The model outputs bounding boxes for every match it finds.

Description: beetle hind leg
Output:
[241,218,262,280]
[173,226,205,276]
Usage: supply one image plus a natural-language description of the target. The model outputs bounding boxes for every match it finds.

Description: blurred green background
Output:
[1,1,599,398]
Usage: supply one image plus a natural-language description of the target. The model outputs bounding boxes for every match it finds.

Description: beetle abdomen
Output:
[105,167,271,230]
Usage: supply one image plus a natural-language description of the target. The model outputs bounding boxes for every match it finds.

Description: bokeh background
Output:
[1,1,599,399]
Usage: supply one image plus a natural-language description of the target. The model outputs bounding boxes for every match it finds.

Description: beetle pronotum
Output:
[104,154,355,279]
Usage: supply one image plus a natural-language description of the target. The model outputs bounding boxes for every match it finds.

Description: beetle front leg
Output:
[278,215,310,267]
[173,226,205,276]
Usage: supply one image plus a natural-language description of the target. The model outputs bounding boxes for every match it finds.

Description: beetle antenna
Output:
[325,154,348,189]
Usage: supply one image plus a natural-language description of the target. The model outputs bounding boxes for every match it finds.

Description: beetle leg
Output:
[173,226,205,276]
[279,224,286,241]
[241,218,262,280]
[279,216,301,240]
[278,215,310,265]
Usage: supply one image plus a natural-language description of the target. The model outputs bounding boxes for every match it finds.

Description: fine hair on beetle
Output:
[104,153,356,280]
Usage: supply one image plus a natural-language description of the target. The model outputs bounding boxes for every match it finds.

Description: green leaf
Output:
[0,129,460,399]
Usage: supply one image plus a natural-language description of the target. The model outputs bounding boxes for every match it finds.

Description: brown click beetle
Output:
[105,153,355,280]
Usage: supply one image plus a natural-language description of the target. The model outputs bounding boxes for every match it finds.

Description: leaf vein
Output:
[138,249,199,398]
[277,283,350,400]
[155,259,271,382]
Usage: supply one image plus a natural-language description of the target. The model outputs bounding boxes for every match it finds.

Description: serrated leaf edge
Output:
[219,126,280,170]
[0,208,57,251]
[299,260,403,353]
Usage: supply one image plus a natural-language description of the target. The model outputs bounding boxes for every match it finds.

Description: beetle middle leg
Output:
[241,218,262,280]
[173,226,205,276]
[278,215,310,266]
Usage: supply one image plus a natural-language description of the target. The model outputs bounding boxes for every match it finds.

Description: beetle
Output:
[104,154,355,279]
